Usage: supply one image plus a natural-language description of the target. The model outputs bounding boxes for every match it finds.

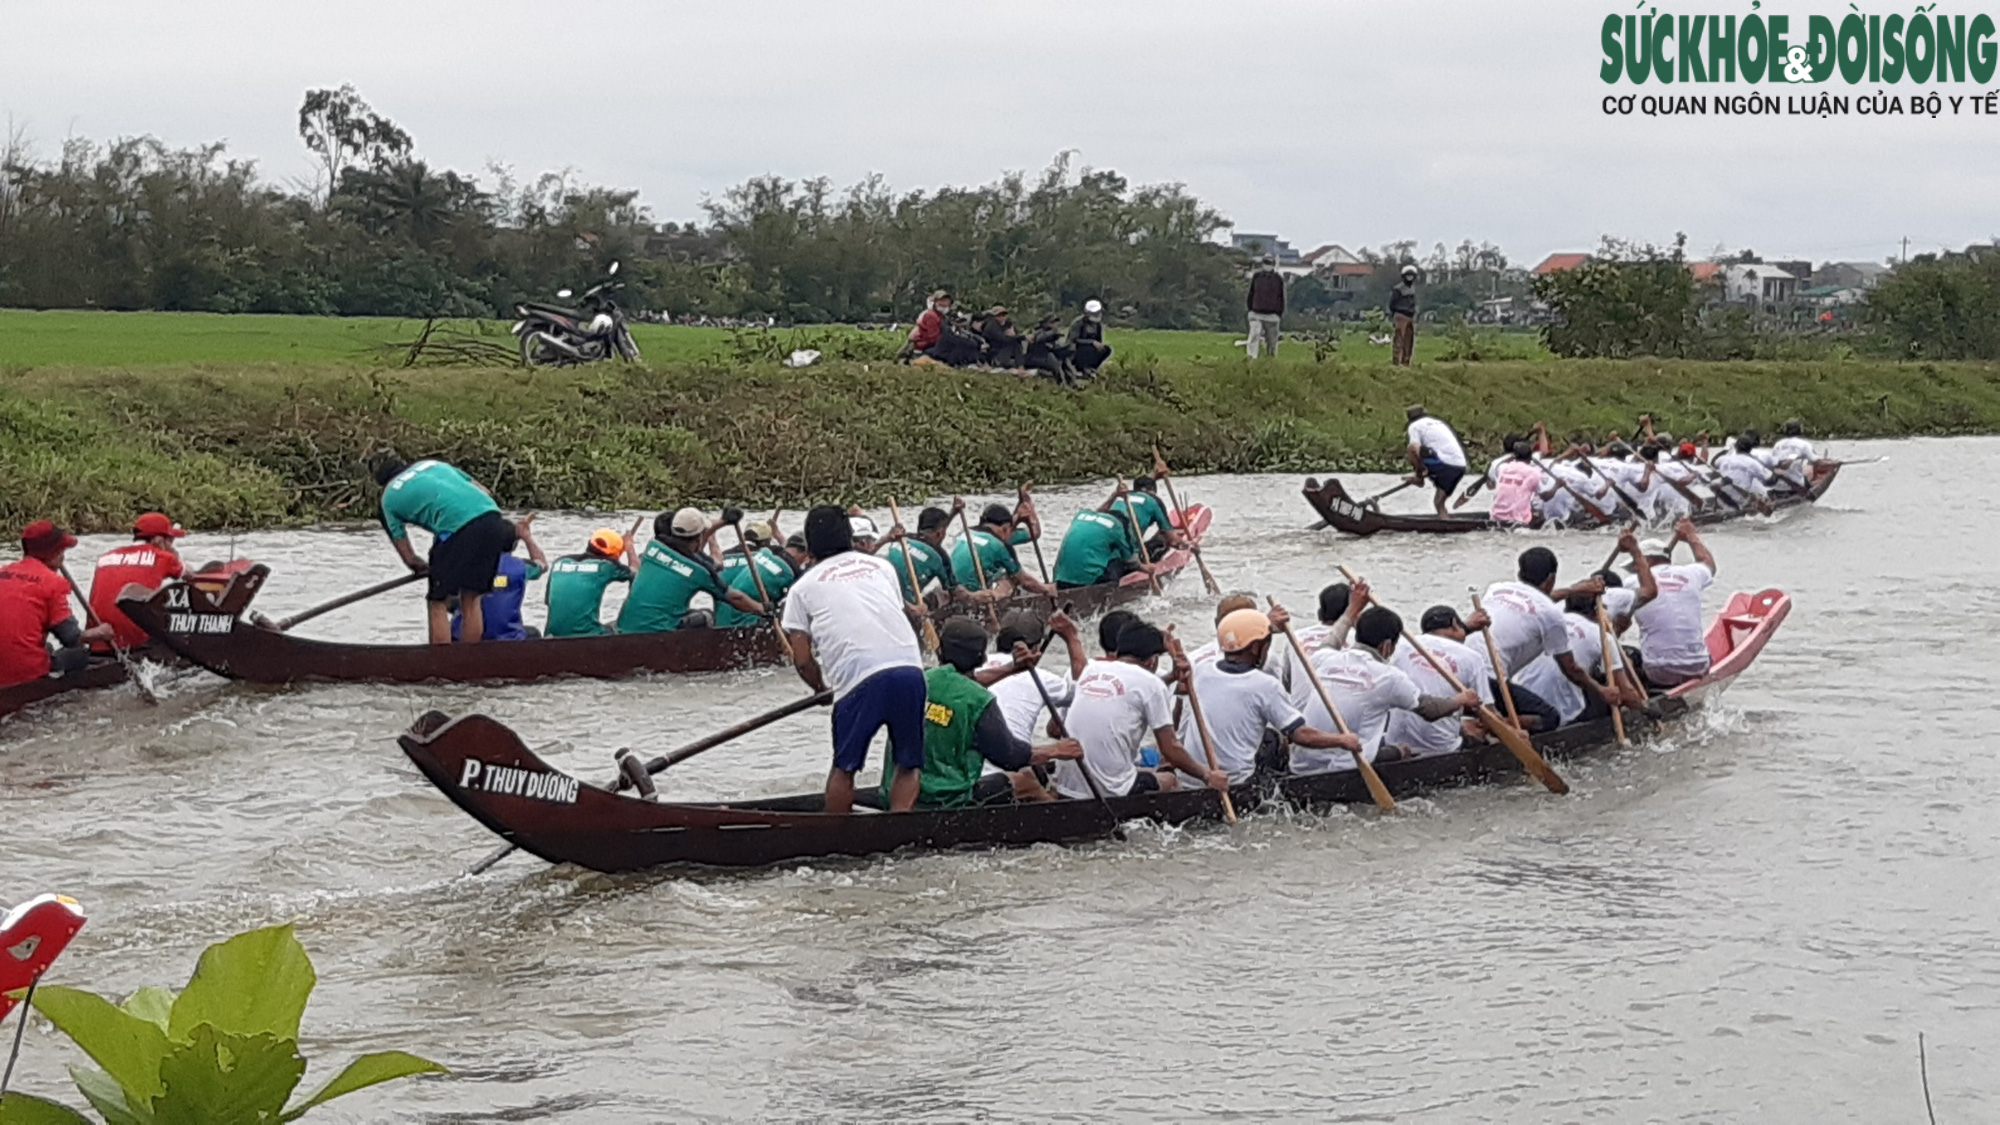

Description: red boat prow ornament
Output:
[0,895,86,1019]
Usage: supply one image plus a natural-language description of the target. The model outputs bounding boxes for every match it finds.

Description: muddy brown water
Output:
[3,438,1995,1122]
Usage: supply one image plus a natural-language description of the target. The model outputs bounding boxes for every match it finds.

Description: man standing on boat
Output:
[1389,264,1419,365]
[1053,621,1226,798]
[914,619,1084,808]
[375,455,518,646]
[1404,405,1468,517]
[88,511,187,650]
[0,522,112,688]
[617,508,770,633]
[783,505,929,814]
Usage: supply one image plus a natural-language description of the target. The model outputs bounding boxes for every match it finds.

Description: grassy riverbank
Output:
[5,344,1998,532]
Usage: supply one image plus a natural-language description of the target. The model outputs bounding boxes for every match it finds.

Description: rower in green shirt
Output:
[880,504,962,606]
[374,455,516,645]
[912,619,1082,809]
[951,501,1054,599]
[616,507,771,633]
[1108,477,1186,556]
[545,526,637,637]
[715,521,798,629]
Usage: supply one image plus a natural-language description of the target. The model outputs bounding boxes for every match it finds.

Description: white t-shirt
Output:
[1541,462,1609,523]
[1516,614,1624,725]
[1715,451,1773,497]
[981,653,1073,746]
[1389,635,1493,758]
[1636,562,1715,678]
[1407,417,1467,468]
[1645,461,1697,518]
[1292,648,1421,774]
[1482,580,1570,676]
[1052,659,1175,798]
[1273,622,1340,709]
[778,552,923,699]
[1766,437,1816,486]
[1179,658,1303,782]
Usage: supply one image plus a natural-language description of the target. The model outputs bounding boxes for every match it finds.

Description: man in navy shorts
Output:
[782,505,928,813]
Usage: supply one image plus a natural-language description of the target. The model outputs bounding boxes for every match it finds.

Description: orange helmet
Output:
[588,528,625,557]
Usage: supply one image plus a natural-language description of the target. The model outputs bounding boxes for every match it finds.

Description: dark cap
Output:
[938,618,989,674]
[1420,605,1465,634]
[20,520,76,559]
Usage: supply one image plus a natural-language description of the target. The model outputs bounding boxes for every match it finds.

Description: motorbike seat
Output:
[521,301,583,319]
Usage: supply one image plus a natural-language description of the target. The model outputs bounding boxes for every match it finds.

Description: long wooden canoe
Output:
[121,508,1209,688]
[1303,463,1841,537]
[0,661,132,723]
[401,588,1790,873]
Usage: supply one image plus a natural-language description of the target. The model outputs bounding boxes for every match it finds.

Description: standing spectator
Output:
[1246,258,1285,359]
[1389,264,1420,366]
[1068,299,1113,377]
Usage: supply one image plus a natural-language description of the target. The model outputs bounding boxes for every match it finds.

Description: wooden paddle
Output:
[253,572,425,632]
[955,505,1003,629]
[467,689,835,874]
[1027,622,1126,841]
[1151,447,1220,596]
[1268,597,1395,812]
[887,499,941,654]
[1017,483,1052,586]
[1113,483,1165,596]
[1165,628,1237,824]
[1600,524,1639,572]
[728,517,793,664]
[1341,566,1568,795]
[1534,460,1615,525]
[1595,604,1629,747]
[1468,593,1522,732]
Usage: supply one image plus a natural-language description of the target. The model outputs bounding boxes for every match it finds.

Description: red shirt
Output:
[909,308,943,351]
[89,543,184,649]
[0,557,75,687]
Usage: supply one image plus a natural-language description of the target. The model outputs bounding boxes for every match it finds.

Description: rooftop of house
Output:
[1533,253,1591,275]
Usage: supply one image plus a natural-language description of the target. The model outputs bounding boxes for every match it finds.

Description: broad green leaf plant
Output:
[0,924,445,1123]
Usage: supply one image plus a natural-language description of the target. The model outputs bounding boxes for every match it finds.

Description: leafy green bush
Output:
[1866,251,2000,359]
[1533,236,1700,358]
[0,924,445,1123]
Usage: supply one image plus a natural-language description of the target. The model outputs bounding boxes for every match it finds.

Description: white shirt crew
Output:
[1635,562,1716,680]
[1292,647,1422,774]
[1390,635,1493,758]
[1482,580,1571,678]
[779,552,923,699]
[1179,658,1304,782]
[1052,659,1175,798]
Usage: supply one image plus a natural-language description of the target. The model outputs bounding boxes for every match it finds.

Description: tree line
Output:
[0,87,1249,329]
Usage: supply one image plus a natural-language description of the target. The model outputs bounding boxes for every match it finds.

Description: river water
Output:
[3,437,1995,1122]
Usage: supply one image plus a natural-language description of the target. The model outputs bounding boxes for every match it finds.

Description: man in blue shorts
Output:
[782,505,928,814]
[1404,404,1469,517]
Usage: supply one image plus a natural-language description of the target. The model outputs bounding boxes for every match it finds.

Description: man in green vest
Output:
[914,619,1082,809]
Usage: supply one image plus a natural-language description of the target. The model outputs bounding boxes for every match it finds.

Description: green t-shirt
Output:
[616,540,725,634]
[380,460,499,540]
[544,554,632,637]
[880,538,957,602]
[917,665,997,809]
[950,527,1026,592]
[715,547,793,628]
[1109,492,1173,542]
[1052,510,1134,587]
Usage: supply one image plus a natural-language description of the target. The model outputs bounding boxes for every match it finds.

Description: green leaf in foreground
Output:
[282,1052,449,1121]
[120,989,175,1034]
[28,988,169,1101]
[65,1070,145,1125]
[167,925,315,1043]
[151,1027,305,1125]
[0,1093,95,1125]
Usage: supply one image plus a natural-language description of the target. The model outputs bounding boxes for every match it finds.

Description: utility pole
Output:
[1902,236,1910,263]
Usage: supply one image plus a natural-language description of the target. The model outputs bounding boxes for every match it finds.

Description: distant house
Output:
[1689,261,1725,286]
[1296,243,1372,287]
[1533,253,1592,275]
[1799,284,1865,307]
[1723,263,1799,305]
[1232,234,1303,265]
[1814,261,1891,290]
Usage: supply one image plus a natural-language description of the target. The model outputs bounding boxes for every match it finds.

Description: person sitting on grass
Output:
[974,306,1024,368]
[1067,299,1112,376]
[1024,314,1077,385]
[545,526,636,638]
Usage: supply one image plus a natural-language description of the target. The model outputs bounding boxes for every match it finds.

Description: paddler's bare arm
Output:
[787,631,825,692]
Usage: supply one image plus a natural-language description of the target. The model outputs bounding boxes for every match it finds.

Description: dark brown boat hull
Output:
[1303,464,1841,537]
[0,661,132,722]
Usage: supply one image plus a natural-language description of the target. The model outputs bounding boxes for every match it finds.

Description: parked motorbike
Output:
[512,261,643,366]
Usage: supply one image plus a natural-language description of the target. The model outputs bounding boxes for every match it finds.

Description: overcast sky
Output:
[7,0,1990,267]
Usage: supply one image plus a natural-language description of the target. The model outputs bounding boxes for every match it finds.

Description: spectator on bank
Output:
[1068,299,1112,377]
[1246,258,1285,359]
[906,290,982,367]
[1025,314,1076,385]
[975,306,1024,367]
[1390,265,1419,366]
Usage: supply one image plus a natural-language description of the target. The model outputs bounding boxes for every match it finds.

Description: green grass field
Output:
[0,309,1546,368]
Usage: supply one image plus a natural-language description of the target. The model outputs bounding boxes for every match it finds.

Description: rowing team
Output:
[0,514,192,690]
[370,451,1200,647]
[780,496,1724,814]
[1404,406,1821,522]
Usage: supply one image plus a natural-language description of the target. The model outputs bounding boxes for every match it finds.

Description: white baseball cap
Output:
[669,507,708,536]
[1083,299,1103,315]
[849,515,880,541]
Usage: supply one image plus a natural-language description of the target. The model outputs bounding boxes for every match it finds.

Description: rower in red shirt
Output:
[88,511,187,650]
[0,521,112,689]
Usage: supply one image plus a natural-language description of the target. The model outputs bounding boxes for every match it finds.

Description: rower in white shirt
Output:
[981,611,1087,745]
[1388,606,1496,758]
[1177,607,1361,784]
[1051,621,1228,799]
[1404,404,1469,516]
[1293,607,1478,774]
[1713,435,1778,514]
[1514,584,1649,726]
[1626,518,1721,689]
[1273,581,1364,707]
[1765,419,1818,491]
[1480,545,1616,731]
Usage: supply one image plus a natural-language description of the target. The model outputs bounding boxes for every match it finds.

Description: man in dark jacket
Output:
[1068,299,1112,377]
[975,306,1023,367]
[1390,264,1419,366]
[1246,258,1285,358]
[1025,314,1076,385]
